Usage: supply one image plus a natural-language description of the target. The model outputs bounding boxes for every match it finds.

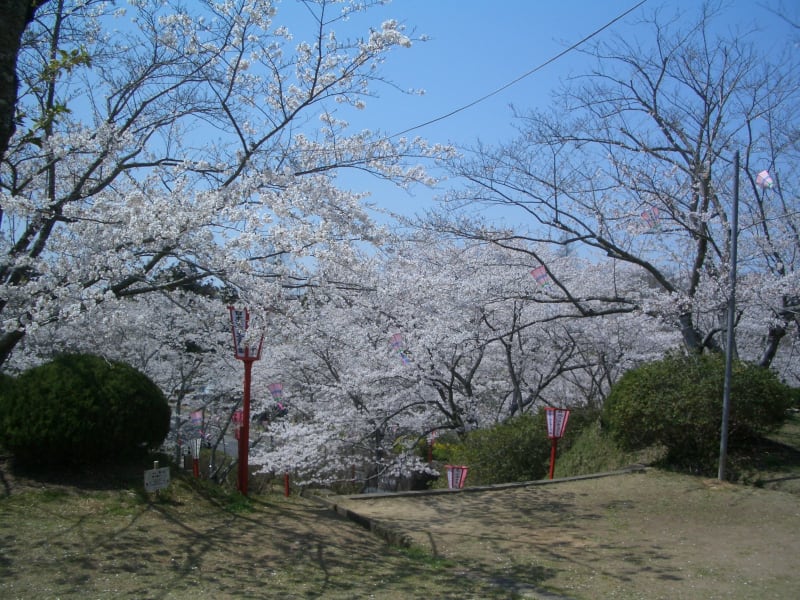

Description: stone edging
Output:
[309,464,648,547]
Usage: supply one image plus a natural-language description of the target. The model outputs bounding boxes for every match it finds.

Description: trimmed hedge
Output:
[0,354,170,466]
[602,352,793,473]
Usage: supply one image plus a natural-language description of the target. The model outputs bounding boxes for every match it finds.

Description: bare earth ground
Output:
[0,460,511,599]
[2,456,800,599]
[329,469,800,599]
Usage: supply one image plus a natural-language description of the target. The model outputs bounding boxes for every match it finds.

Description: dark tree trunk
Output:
[678,312,705,354]
[0,1,48,162]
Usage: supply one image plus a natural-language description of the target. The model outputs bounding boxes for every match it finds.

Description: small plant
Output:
[225,492,255,513]
[397,544,454,569]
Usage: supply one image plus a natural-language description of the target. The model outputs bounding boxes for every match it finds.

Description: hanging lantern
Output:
[545,407,570,440]
[544,407,571,479]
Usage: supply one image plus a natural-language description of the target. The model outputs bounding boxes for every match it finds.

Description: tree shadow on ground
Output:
[0,454,162,495]
[1,465,523,599]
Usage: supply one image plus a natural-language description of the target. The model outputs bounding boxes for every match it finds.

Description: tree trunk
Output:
[0,1,48,162]
[678,312,705,354]
[0,330,24,369]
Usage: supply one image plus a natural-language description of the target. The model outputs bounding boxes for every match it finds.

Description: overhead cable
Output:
[390,0,649,139]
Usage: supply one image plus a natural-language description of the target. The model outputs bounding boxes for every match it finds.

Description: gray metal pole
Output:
[718,150,739,481]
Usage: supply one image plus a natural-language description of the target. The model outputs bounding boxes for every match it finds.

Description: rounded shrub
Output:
[602,352,793,473]
[0,354,171,466]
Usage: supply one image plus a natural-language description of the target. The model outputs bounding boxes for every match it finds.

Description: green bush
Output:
[0,372,16,451]
[432,407,599,485]
[602,352,793,473]
[445,414,551,485]
[788,385,800,409]
[0,354,171,466]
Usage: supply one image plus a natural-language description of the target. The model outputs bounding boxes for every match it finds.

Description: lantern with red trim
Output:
[544,407,570,480]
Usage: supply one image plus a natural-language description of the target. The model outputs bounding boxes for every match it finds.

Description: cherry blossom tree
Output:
[13,224,679,488]
[0,0,450,368]
[249,236,678,487]
[435,3,800,374]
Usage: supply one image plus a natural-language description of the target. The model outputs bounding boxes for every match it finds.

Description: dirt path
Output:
[328,469,800,599]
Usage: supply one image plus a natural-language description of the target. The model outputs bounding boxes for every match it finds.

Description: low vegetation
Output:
[602,352,794,474]
[429,353,797,486]
[0,353,170,466]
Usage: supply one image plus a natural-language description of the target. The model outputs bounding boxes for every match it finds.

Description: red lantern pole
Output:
[191,438,202,479]
[229,307,264,496]
[238,358,254,495]
[548,438,558,480]
[544,407,570,480]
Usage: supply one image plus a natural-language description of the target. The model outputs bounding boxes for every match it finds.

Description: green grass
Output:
[555,419,665,476]
[727,412,800,490]
[768,410,800,447]
[32,488,71,503]
[397,544,455,570]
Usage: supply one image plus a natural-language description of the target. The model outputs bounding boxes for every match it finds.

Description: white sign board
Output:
[144,466,171,492]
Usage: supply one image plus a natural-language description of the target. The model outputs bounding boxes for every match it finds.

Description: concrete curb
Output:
[309,464,648,546]
[343,464,648,501]
[311,493,417,548]
[309,468,649,600]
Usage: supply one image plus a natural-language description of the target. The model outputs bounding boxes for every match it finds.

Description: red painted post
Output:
[238,358,253,495]
[229,306,264,497]
[191,438,201,479]
[548,438,558,480]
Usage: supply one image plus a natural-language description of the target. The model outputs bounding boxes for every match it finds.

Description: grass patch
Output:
[556,412,800,488]
[33,488,71,503]
[338,467,800,599]
[186,476,258,513]
[556,419,665,476]
[726,413,800,490]
[397,544,455,570]
[223,491,254,513]
[768,411,800,447]
[101,491,142,516]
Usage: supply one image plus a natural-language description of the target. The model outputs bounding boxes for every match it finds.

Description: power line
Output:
[390,0,649,139]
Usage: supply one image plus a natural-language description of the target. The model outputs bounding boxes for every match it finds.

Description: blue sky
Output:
[302,0,798,222]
